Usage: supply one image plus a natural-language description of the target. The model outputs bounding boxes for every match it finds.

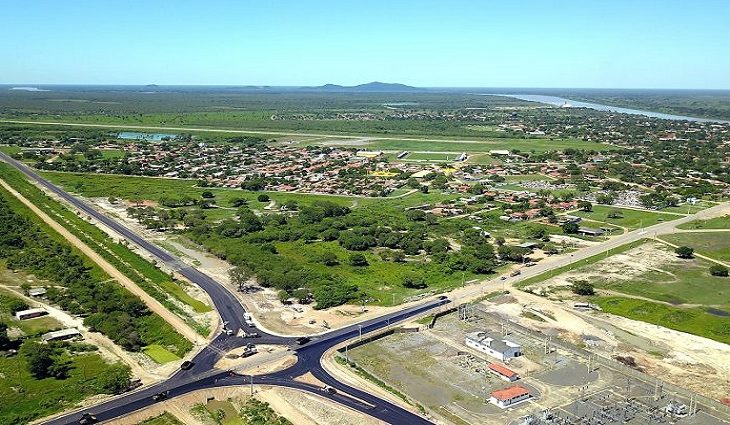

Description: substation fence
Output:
[461,303,730,420]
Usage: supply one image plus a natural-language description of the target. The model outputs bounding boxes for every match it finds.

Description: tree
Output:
[201,191,215,199]
[349,253,368,267]
[405,209,426,221]
[607,209,623,219]
[321,251,339,266]
[419,185,429,194]
[97,364,132,394]
[229,266,249,291]
[230,197,248,208]
[403,274,427,289]
[20,341,68,379]
[257,194,270,202]
[710,264,729,277]
[577,200,593,212]
[675,246,694,259]
[562,222,579,234]
[406,178,420,189]
[571,280,595,296]
[7,298,29,315]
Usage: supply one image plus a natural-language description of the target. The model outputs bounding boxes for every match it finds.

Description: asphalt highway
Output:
[1,151,444,424]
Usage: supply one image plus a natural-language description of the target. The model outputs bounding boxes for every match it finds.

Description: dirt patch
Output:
[524,241,679,294]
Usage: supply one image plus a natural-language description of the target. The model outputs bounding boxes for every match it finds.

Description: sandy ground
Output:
[0,178,203,344]
[481,290,730,401]
[523,241,681,295]
[214,344,295,374]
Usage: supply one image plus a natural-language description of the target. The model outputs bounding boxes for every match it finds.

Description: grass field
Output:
[662,200,717,214]
[403,152,458,161]
[596,296,730,345]
[366,137,613,153]
[0,352,125,424]
[596,253,730,307]
[137,413,185,425]
[143,344,181,364]
[265,241,485,306]
[571,205,681,230]
[39,169,468,211]
[677,214,730,230]
[660,232,730,262]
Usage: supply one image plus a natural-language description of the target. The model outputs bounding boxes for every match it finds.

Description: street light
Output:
[358,324,363,341]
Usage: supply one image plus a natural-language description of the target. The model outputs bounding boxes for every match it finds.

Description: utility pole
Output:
[250,374,254,396]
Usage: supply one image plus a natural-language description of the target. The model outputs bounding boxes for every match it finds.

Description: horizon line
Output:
[2,83,730,91]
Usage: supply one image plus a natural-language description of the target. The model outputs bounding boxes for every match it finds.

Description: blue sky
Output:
[2,0,729,88]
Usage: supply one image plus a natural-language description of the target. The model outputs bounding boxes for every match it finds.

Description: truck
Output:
[243,313,255,327]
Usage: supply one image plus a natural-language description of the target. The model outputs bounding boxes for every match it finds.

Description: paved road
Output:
[4,151,728,424]
[0,151,443,425]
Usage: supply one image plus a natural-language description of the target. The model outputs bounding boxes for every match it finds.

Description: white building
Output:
[15,308,47,320]
[42,328,82,342]
[465,331,522,361]
[489,385,532,408]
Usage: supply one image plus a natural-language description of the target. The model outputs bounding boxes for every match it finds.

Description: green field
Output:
[571,205,681,230]
[403,152,459,161]
[660,232,730,262]
[662,200,717,214]
[39,170,469,212]
[366,137,613,153]
[143,344,181,364]
[0,352,125,424]
[0,287,123,424]
[595,252,730,307]
[596,296,730,345]
[677,214,730,230]
[273,241,481,305]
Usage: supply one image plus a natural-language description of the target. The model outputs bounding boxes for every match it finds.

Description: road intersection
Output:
[2,151,727,425]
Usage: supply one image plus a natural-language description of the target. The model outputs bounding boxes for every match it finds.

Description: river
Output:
[486,94,730,124]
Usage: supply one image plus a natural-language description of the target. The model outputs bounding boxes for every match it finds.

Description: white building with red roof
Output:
[489,385,532,408]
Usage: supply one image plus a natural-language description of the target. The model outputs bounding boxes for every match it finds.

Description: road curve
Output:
[1,151,444,425]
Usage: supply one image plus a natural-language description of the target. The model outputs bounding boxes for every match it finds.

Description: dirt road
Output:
[0,177,202,344]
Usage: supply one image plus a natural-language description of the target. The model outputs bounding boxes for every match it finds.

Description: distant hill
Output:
[310,81,423,92]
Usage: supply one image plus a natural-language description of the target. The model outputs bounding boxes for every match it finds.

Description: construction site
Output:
[337,298,730,425]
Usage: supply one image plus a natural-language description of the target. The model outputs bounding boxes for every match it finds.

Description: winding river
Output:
[487,94,730,124]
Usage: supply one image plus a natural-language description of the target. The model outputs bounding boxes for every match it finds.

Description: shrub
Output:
[571,280,595,295]
[710,264,729,277]
[675,246,694,259]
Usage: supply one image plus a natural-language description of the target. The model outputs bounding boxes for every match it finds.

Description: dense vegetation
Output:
[0,289,132,424]
[0,187,190,355]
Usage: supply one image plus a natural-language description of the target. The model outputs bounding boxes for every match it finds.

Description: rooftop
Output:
[491,385,530,401]
[488,363,518,378]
